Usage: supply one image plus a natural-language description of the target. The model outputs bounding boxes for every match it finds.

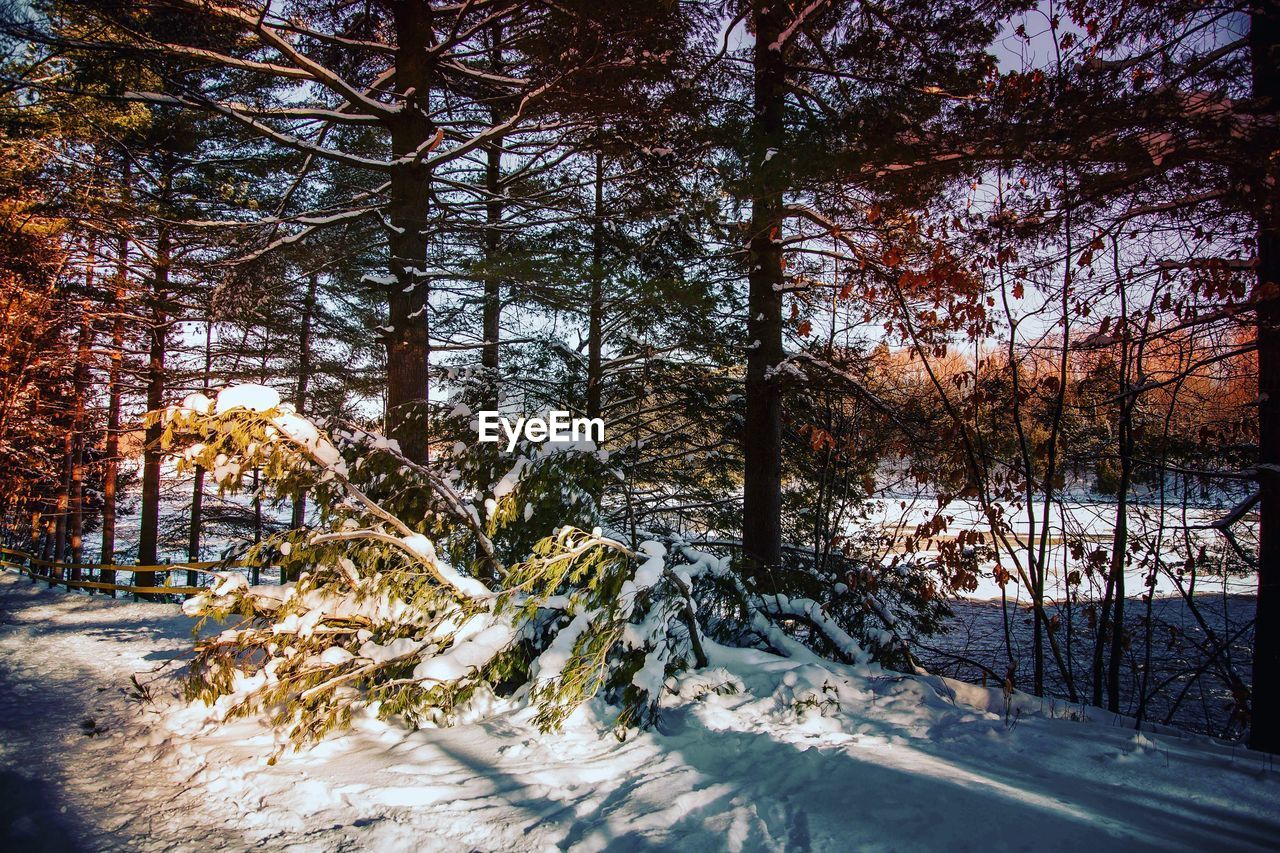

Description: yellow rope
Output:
[0,546,250,596]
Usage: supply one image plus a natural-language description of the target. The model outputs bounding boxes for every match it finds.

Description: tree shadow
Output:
[0,770,87,852]
[509,699,1278,851]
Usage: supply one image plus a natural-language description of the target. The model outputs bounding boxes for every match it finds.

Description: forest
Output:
[0,1,1277,846]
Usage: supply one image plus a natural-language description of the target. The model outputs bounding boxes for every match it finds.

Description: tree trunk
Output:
[742,0,786,583]
[1088,256,1138,711]
[290,272,318,547]
[40,512,54,570]
[28,510,40,570]
[253,467,263,548]
[70,294,93,573]
[1104,447,1131,711]
[587,150,605,421]
[188,321,213,586]
[384,1,437,464]
[54,429,70,573]
[137,215,171,592]
[1105,277,1136,713]
[482,140,503,409]
[481,30,506,412]
[251,466,263,586]
[188,466,204,570]
[1250,1,1280,754]
[101,161,129,588]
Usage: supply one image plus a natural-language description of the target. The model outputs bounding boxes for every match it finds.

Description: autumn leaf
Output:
[807,425,833,451]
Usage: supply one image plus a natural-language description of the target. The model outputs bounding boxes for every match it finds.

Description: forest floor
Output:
[2,570,1279,852]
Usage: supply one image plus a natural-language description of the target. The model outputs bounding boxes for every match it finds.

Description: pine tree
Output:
[721,0,1026,583]
[15,0,703,463]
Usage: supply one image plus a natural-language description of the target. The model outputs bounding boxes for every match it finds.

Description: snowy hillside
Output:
[2,571,1277,852]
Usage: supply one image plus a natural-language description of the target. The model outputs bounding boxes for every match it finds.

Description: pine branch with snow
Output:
[152,386,937,749]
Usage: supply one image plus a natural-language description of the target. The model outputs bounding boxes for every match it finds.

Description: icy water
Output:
[923,593,1256,741]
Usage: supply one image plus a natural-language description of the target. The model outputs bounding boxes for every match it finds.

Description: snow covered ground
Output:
[2,570,1278,852]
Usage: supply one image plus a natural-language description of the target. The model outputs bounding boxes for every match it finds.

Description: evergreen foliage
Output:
[159,388,932,747]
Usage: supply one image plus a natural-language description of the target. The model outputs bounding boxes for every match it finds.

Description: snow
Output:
[411,616,515,683]
[760,594,872,665]
[493,457,527,499]
[632,540,666,591]
[214,383,281,415]
[209,570,248,597]
[317,646,356,667]
[631,646,668,698]
[401,532,492,599]
[768,0,829,52]
[211,453,240,482]
[3,571,1279,851]
[359,637,422,665]
[533,609,596,681]
[181,392,213,414]
[270,410,345,473]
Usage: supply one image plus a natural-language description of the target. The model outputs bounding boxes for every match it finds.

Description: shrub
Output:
[157,386,939,748]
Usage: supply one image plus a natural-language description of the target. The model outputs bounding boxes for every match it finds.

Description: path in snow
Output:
[2,570,1279,852]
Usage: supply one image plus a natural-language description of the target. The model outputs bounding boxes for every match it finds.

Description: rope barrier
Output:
[0,545,247,597]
